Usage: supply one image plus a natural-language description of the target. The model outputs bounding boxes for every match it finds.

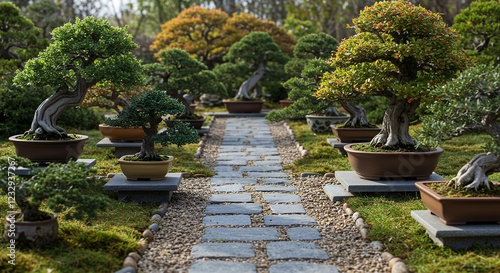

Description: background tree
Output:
[144,48,227,118]
[316,0,468,150]
[266,32,342,121]
[23,0,67,39]
[452,0,500,66]
[81,84,151,114]
[216,31,289,100]
[13,16,144,139]
[420,64,499,190]
[150,6,295,69]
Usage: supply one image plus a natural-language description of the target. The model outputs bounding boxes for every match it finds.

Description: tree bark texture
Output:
[235,62,266,100]
[28,76,91,137]
[340,100,371,127]
[448,153,500,190]
[137,118,160,160]
[370,99,419,149]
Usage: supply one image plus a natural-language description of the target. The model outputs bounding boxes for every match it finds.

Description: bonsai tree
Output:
[216,31,289,100]
[267,32,350,121]
[143,48,227,118]
[316,0,468,150]
[420,64,500,191]
[12,16,144,139]
[452,0,500,66]
[106,90,199,161]
[0,157,108,222]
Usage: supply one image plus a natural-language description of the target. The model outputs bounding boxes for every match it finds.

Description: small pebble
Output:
[149,223,159,232]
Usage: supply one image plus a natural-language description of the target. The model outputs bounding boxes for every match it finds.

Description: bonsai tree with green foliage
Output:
[143,48,227,118]
[0,157,108,222]
[215,31,289,100]
[106,90,199,161]
[12,16,143,140]
[420,64,500,191]
[452,0,500,66]
[267,32,352,121]
[316,0,468,150]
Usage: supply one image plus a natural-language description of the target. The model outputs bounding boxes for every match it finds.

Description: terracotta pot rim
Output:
[344,143,444,155]
[222,99,265,103]
[416,181,500,200]
[8,212,58,223]
[305,114,350,118]
[99,124,142,129]
[331,125,381,129]
[118,155,174,163]
[9,134,88,143]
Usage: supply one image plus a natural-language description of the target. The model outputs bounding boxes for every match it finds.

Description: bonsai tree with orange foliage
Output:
[316,0,468,150]
[150,6,295,69]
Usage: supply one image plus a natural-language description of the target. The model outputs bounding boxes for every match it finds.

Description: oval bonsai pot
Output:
[331,125,382,143]
[279,99,294,108]
[416,181,500,225]
[166,117,206,130]
[222,100,264,113]
[305,114,350,134]
[118,155,174,181]
[344,143,444,180]
[4,213,58,247]
[9,134,88,163]
[99,124,145,142]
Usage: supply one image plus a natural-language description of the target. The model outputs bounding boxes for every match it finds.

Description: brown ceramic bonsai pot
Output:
[305,114,350,134]
[166,117,206,130]
[279,99,294,108]
[222,100,264,113]
[416,181,500,225]
[344,143,444,180]
[118,155,174,180]
[4,213,58,247]
[9,134,88,163]
[331,125,382,143]
[99,124,145,142]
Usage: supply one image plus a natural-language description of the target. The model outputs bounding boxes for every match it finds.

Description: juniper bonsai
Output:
[12,16,143,139]
[106,90,199,161]
[420,64,500,191]
[0,157,108,221]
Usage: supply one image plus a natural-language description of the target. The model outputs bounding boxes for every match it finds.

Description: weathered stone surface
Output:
[269,204,306,214]
[202,228,280,241]
[239,166,283,172]
[209,193,253,203]
[206,203,262,214]
[247,172,288,178]
[264,215,317,226]
[269,262,339,273]
[323,184,354,202]
[262,178,292,185]
[189,261,257,273]
[211,184,245,192]
[255,186,297,192]
[252,161,283,166]
[211,178,257,185]
[262,194,301,203]
[190,243,255,258]
[286,227,321,240]
[266,242,329,260]
[203,215,251,226]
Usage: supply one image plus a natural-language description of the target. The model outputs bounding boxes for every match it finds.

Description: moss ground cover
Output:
[286,120,500,273]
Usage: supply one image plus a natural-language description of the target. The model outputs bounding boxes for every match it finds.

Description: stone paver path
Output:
[188,117,340,273]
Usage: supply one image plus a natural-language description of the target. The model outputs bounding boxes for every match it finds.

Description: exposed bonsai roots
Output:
[448,152,500,190]
[370,99,418,149]
[340,101,371,127]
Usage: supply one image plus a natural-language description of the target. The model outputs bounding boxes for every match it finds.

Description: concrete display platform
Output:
[335,171,446,192]
[326,138,348,156]
[96,138,142,157]
[411,210,500,250]
[104,173,182,203]
[14,159,96,176]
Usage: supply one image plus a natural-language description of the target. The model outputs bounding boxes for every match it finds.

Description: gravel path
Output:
[138,116,387,273]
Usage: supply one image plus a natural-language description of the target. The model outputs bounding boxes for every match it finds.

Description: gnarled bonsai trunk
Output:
[28,76,91,138]
[448,153,500,190]
[136,119,161,161]
[340,101,371,127]
[235,62,266,100]
[370,99,419,149]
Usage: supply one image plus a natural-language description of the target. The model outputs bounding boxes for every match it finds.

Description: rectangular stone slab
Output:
[411,210,500,250]
[202,228,280,241]
[103,173,181,203]
[191,243,255,258]
[335,171,445,192]
[96,138,141,157]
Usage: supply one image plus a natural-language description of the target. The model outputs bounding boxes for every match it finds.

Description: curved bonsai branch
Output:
[448,153,500,190]
[340,101,371,128]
